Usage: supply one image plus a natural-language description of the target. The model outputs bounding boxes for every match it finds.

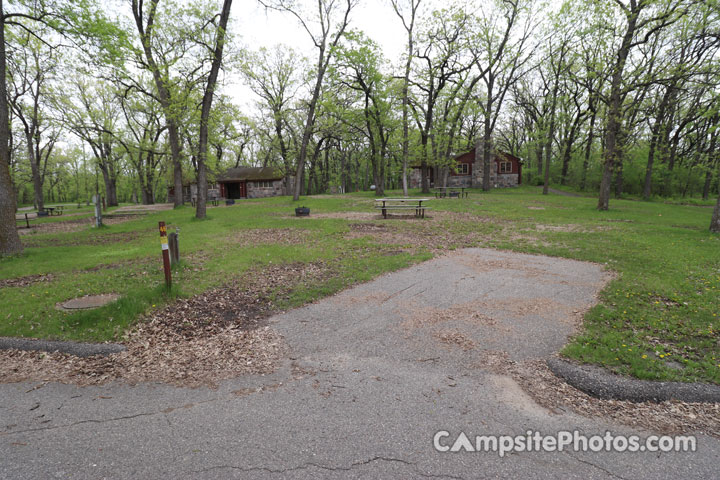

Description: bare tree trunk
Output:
[482,78,494,191]
[396,1,419,196]
[420,134,430,193]
[400,35,412,196]
[580,112,595,191]
[542,81,559,195]
[26,134,44,210]
[560,114,582,186]
[294,66,324,200]
[132,0,184,208]
[0,3,23,254]
[615,152,624,198]
[711,164,720,233]
[643,86,673,199]
[702,169,713,201]
[196,0,232,219]
[598,8,638,211]
[535,140,543,176]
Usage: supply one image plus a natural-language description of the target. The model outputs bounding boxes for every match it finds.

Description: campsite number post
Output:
[158,221,172,289]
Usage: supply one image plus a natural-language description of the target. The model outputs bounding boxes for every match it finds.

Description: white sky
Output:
[225,0,425,109]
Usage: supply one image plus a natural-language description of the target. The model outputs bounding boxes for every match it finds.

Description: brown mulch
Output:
[0,261,335,388]
[398,302,502,331]
[0,274,55,289]
[435,330,476,351]
[535,223,611,233]
[341,211,517,253]
[227,228,311,246]
[473,353,720,436]
[18,215,137,236]
[22,231,143,248]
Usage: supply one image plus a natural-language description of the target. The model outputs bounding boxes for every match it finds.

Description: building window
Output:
[256,181,273,188]
[499,161,512,174]
[457,163,470,175]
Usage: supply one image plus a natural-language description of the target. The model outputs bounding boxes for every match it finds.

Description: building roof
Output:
[217,166,283,182]
[410,147,521,168]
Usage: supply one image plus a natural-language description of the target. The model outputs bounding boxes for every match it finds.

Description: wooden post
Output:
[158,222,172,288]
[93,194,103,227]
[168,232,179,265]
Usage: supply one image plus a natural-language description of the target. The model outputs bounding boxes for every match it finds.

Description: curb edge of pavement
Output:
[547,356,720,404]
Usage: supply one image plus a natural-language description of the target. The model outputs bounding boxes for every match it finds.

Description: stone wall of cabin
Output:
[496,173,519,187]
[247,180,285,198]
[471,145,498,188]
[409,169,422,189]
[447,175,471,188]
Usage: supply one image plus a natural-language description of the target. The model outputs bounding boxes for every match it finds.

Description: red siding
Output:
[451,151,474,176]
[495,153,521,175]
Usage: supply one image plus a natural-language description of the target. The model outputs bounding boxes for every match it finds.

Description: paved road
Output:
[1,249,717,479]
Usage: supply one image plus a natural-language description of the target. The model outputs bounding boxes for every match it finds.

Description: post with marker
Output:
[158,221,172,289]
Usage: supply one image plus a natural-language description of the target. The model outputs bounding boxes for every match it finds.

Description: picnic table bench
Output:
[17,213,33,228]
[374,198,431,219]
[432,187,468,198]
[48,205,63,215]
[37,206,63,216]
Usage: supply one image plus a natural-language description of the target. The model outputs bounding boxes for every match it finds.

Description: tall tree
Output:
[472,0,534,191]
[0,0,119,255]
[597,0,684,211]
[391,0,421,196]
[0,0,23,255]
[195,0,233,219]
[131,0,187,208]
[259,0,356,201]
[412,5,472,194]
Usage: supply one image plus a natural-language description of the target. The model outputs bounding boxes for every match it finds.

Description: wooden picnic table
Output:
[432,187,468,198]
[374,198,431,219]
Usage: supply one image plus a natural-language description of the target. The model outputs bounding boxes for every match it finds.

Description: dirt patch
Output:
[535,224,611,233]
[288,211,383,220]
[22,231,143,248]
[227,228,311,246]
[348,223,388,233]
[398,302,502,330]
[0,261,336,388]
[18,215,138,236]
[0,274,55,289]
[472,297,574,319]
[435,330,476,351]
[114,203,173,213]
[332,291,395,306]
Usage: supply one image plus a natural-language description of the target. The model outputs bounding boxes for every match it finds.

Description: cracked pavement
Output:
[1,248,718,479]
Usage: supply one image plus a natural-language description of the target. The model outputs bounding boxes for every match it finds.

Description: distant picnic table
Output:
[432,187,468,198]
[374,198,431,219]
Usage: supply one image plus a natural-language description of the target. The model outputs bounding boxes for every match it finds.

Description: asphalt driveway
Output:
[1,249,717,479]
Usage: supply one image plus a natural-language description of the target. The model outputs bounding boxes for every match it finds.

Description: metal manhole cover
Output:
[58,294,120,311]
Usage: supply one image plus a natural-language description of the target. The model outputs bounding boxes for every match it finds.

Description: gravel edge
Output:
[0,337,126,358]
[547,357,720,403]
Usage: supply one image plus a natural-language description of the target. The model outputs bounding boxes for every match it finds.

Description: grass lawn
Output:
[1,186,718,384]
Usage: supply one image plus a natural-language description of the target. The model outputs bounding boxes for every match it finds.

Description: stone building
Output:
[410,144,522,189]
[216,167,287,199]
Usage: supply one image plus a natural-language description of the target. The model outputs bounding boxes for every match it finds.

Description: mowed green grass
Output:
[1,187,718,384]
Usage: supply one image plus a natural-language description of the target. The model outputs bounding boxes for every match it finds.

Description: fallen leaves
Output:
[0,262,334,388]
[0,274,55,289]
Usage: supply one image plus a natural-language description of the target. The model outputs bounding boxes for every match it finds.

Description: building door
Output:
[239,181,247,198]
